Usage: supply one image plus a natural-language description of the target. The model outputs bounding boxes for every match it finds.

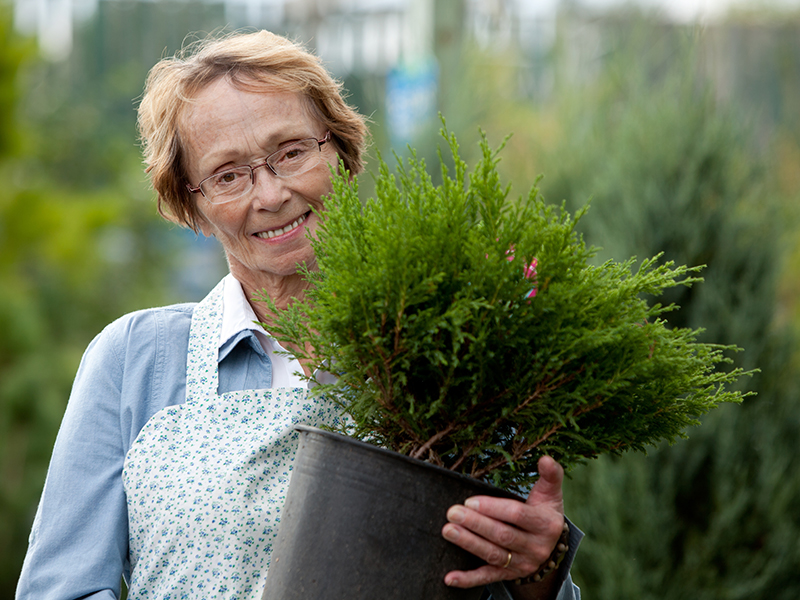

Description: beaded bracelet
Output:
[514,520,570,585]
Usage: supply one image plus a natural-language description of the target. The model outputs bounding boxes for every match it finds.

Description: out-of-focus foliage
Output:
[4,1,800,597]
[539,40,800,600]
[0,3,192,594]
[23,0,233,191]
[436,12,800,599]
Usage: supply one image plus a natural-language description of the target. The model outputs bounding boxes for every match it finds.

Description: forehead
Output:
[180,77,316,136]
[179,77,319,175]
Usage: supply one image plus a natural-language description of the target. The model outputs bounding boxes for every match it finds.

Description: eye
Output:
[267,139,320,177]
[276,144,308,164]
[212,168,248,186]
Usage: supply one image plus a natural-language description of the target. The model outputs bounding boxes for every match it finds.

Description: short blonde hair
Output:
[138,30,369,230]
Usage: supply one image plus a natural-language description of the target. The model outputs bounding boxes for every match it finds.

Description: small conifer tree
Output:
[261,128,752,493]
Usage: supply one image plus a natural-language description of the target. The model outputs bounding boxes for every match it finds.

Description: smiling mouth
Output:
[255,212,308,239]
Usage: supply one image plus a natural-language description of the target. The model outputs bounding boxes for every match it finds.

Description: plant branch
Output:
[409,422,459,460]
[471,397,606,479]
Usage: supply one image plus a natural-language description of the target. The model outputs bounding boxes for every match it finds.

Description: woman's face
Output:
[181,78,336,296]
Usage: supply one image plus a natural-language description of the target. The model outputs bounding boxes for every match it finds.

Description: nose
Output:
[249,163,290,211]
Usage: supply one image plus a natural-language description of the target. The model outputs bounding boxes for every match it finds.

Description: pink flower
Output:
[489,244,538,299]
[523,258,537,280]
[524,258,537,299]
[505,246,538,299]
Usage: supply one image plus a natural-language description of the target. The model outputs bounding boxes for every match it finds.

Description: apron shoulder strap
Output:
[186,278,226,401]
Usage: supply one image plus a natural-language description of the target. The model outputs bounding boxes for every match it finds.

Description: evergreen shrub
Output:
[261,128,753,492]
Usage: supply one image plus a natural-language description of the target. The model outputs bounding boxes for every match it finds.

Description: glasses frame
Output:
[186,131,331,203]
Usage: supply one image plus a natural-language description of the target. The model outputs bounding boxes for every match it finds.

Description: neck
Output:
[237,274,310,327]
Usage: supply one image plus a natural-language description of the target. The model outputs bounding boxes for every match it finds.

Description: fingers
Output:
[442,502,554,569]
[456,495,556,539]
[442,456,566,588]
[442,517,542,571]
[443,563,511,588]
[453,456,564,526]
[446,502,525,552]
[442,513,530,588]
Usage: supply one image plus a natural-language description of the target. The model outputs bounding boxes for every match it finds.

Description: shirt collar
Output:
[219,274,273,359]
[221,274,264,340]
[218,273,337,388]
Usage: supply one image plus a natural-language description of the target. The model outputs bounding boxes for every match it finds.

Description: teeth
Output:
[257,213,306,239]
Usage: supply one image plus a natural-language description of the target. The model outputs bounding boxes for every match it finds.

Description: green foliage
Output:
[0,7,33,158]
[524,17,800,599]
[261,128,751,492]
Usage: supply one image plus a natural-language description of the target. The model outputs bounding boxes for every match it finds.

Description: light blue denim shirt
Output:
[16,299,581,600]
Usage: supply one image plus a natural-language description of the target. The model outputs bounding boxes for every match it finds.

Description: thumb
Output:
[527,455,564,508]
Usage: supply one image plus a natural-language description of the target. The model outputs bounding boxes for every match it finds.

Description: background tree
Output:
[0,4,193,594]
[529,20,800,600]
[409,10,800,597]
[4,3,800,598]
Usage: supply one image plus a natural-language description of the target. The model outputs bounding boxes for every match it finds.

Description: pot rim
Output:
[295,425,524,501]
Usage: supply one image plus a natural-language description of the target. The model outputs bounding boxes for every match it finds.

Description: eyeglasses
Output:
[186,131,331,204]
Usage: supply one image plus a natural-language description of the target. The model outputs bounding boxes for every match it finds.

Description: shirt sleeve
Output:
[15,306,194,600]
[16,323,131,599]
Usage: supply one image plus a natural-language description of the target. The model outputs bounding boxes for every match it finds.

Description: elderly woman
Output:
[17,31,581,600]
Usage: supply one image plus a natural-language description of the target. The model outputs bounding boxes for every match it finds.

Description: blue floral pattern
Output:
[122,280,341,599]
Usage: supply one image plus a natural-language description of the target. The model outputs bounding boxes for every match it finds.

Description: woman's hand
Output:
[441,456,565,590]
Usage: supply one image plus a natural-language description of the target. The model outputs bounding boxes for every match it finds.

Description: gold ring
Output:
[502,551,513,569]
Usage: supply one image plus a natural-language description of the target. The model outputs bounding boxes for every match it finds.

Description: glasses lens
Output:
[269,139,321,177]
[200,167,252,204]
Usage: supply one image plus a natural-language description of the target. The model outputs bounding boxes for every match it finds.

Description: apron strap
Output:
[185,278,226,401]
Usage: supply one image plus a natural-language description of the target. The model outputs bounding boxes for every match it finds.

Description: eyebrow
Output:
[202,129,319,175]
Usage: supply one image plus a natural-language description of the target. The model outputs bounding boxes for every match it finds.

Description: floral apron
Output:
[122,280,341,599]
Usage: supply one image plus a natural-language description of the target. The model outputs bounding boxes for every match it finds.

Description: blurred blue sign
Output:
[386,57,439,147]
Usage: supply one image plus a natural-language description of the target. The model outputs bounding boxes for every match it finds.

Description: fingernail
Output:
[442,524,460,541]
[464,497,480,510]
[447,505,466,524]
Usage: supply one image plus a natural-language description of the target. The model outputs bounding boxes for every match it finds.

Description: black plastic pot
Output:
[263,425,520,600]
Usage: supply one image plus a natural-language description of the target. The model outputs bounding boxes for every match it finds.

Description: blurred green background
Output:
[2,0,800,598]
